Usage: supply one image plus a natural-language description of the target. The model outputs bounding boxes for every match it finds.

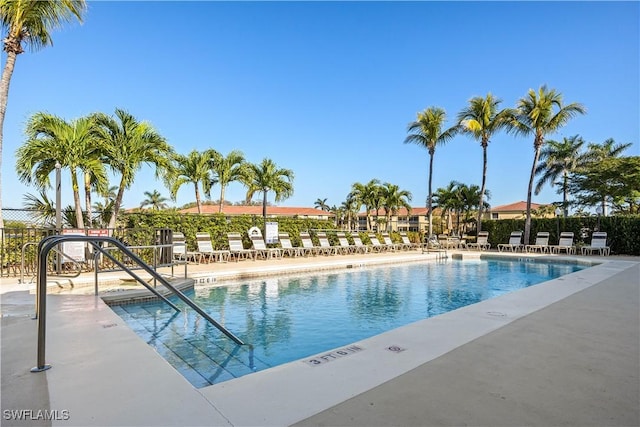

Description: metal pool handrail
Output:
[31,235,244,373]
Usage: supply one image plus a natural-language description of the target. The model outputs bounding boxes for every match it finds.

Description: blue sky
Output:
[3,1,639,212]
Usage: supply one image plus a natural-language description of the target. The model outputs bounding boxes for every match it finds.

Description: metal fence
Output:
[0,222,174,279]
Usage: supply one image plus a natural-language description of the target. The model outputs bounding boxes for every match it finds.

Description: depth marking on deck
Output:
[303,345,364,366]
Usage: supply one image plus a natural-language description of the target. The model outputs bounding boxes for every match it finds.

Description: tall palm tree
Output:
[457,93,508,233]
[210,150,247,213]
[16,112,105,228]
[341,193,360,231]
[380,182,412,232]
[534,135,587,217]
[168,149,219,214]
[140,190,169,210]
[433,181,462,234]
[314,198,330,211]
[458,183,490,234]
[94,108,173,228]
[508,85,585,244]
[404,107,460,237]
[350,179,381,231]
[243,158,294,222]
[583,138,632,215]
[0,0,87,229]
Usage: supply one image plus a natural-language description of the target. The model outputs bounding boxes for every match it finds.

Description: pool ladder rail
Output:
[30,235,245,374]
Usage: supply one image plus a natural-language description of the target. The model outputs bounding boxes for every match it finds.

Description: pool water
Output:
[111,259,586,387]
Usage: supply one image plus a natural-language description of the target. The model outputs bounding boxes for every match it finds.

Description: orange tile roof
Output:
[490,201,547,212]
[177,205,334,217]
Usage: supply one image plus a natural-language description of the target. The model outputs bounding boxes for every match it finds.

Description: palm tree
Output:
[23,191,56,227]
[210,150,247,213]
[168,149,219,214]
[350,179,381,231]
[94,108,173,228]
[243,158,294,223]
[380,183,412,232]
[457,93,508,233]
[458,183,490,234]
[0,0,87,229]
[341,193,359,231]
[140,190,169,210]
[534,135,587,217]
[314,198,330,211]
[16,112,105,228]
[404,107,460,237]
[433,181,462,234]
[583,138,632,215]
[508,85,585,244]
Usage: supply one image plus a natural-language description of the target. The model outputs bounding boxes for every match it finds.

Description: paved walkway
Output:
[1,251,638,426]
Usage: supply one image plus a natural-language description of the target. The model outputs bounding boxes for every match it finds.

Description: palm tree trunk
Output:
[107,177,126,231]
[71,171,85,229]
[476,144,488,233]
[427,152,434,237]
[195,183,202,214]
[219,186,226,213]
[84,172,93,228]
[524,146,542,245]
[262,191,268,222]
[0,50,18,230]
[562,172,569,218]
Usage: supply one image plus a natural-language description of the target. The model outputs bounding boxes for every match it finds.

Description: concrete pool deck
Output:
[1,250,638,426]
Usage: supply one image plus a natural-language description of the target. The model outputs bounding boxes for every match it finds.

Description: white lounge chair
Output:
[468,231,491,251]
[336,232,354,254]
[399,232,421,250]
[227,232,255,261]
[351,235,370,254]
[551,232,575,254]
[525,231,550,253]
[196,232,230,262]
[581,231,610,256]
[498,231,524,252]
[299,232,320,256]
[368,233,390,252]
[381,233,402,251]
[316,232,338,255]
[278,232,302,257]
[250,234,282,259]
[172,232,202,263]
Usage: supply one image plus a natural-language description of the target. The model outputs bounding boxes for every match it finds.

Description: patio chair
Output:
[336,232,355,254]
[196,232,230,262]
[316,232,338,255]
[581,231,611,256]
[172,232,202,263]
[351,235,370,254]
[299,232,321,256]
[399,232,421,250]
[368,233,391,252]
[250,234,283,260]
[497,231,524,252]
[550,232,575,255]
[278,232,302,257]
[467,231,491,251]
[227,232,255,261]
[525,232,550,253]
[381,233,402,252]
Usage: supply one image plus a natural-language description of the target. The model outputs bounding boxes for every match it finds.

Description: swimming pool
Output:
[111,258,586,388]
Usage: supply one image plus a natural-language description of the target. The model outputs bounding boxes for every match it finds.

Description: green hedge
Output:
[123,212,338,250]
[480,215,640,255]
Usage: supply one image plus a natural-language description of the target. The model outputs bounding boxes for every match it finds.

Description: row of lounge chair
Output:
[493,230,610,255]
[172,229,611,263]
[172,231,431,263]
